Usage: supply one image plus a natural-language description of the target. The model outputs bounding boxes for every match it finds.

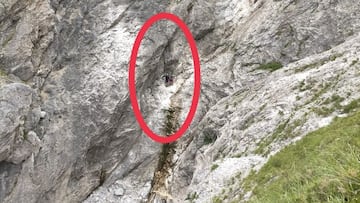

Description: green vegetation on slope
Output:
[243,111,360,203]
[294,53,344,73]
[158,106,180,170]
[258,61,283,72]
[0,69,7,76]
[148,106,180,201]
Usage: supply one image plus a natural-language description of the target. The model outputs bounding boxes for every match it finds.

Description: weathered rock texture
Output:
[1,0,360,202]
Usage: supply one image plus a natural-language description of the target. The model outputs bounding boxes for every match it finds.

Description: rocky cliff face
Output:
[1,0,360,202]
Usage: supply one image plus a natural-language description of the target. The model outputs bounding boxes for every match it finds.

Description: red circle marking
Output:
[129,12,201,144]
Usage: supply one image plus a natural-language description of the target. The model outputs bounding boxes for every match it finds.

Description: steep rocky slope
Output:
[0,0,360,202]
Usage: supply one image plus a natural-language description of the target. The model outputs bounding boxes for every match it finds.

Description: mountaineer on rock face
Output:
[162,73,174,86]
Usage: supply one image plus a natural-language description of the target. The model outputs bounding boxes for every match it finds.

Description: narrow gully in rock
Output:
[146,104,182,203]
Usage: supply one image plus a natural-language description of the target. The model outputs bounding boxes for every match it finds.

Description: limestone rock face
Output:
[0,82,41,163]
[1,0,360,202]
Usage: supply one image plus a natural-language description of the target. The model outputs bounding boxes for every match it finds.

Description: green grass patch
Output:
[258,61,283,72]
[312,106,335,117]
[240,116,256,131]
[254,117,306,156]
[303,82,332,106]
[0,69,7,76]
[202,128,218,145]
[243,111,360,203]
[312,95,345,117]
[322,95,345,106]
[185,192,199,203]
[294,53,344,73]
[295,62,319,73]
[298,79,318,92]
[211,164,219,171]
[298,80,306,91]
[350,58,359,66]
[204,135,217,145]
[212,196,223,203]
[342,100,360,114]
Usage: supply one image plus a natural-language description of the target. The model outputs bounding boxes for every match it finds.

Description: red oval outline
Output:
[129,12,201,144]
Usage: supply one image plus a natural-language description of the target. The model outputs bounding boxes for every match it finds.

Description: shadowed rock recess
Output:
[1,0,360,202]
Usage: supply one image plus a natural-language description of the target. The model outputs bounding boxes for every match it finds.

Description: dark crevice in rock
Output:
[147,106,181,203]
[103,1,137,33]
[0,161,21,202]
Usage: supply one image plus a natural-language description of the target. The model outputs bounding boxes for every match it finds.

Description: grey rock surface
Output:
[0,0,360,202]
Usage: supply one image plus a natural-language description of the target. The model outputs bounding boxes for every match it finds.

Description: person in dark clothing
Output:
[162,73,173,85]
